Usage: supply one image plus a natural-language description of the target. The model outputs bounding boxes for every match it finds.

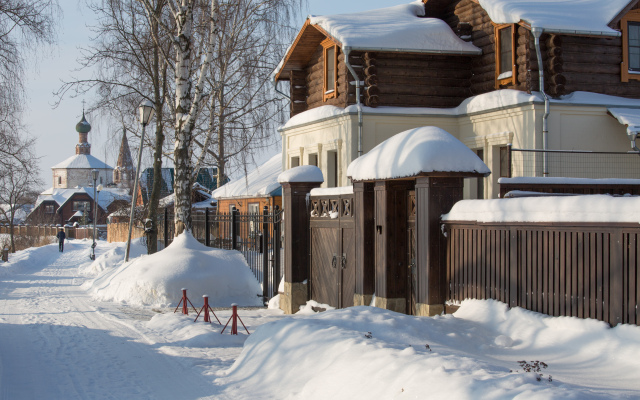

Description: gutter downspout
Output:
[343,46,363,158]
[628,127,640,152]
[532,27,550,177]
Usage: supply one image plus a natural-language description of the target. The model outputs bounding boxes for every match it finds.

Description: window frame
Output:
[622,10,640,82]
[321,38,338,101]
[494,23,517,89]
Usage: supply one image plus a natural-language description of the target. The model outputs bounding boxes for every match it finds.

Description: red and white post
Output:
[194,295,221,324]
[173,288,197,315]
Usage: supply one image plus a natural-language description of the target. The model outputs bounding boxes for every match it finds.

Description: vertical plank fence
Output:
[444,221,640,326]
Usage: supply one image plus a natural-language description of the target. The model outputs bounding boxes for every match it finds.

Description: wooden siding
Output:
[216,196,281,214]
[445,221,640,326]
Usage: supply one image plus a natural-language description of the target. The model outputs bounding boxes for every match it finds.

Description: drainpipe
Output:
[532,27,550,177]
[343,46,363,157]
[628,127,640,152]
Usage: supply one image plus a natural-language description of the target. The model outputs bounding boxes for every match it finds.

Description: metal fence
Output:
[157,207,283,303]
[509,146,640,179]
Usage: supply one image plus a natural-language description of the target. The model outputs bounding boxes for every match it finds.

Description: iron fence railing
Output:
[508,145,640,179]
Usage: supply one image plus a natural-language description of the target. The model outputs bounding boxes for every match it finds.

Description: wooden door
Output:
[311,227,339,306]
[407,191,417,315]
[340,227,356,308]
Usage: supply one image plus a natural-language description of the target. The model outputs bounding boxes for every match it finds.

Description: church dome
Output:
[76,112,91,134]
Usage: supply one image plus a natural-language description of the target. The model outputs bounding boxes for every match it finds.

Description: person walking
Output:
[56,228,66,252]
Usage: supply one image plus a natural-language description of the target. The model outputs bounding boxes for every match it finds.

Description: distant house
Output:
[212,154,282,214]
[28,187,130,226]
[273,0,640,198]
[136,167,227,207]
[159,182,217,211]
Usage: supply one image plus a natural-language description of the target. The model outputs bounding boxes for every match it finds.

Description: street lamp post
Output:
[90,170,99,260]
[125,100,155,262]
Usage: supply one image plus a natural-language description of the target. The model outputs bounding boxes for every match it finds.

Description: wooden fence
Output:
[444,221,640,326]
[0,225,98,240]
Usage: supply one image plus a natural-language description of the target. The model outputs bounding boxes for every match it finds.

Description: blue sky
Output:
[25,0,410,187]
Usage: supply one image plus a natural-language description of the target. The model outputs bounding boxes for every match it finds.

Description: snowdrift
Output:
[218,300,640,399]
[78,238,147,277]
[88,232,263,307]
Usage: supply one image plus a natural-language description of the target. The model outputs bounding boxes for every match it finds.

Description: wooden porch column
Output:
[281,181,322,314]
[354,181,375,306]
[414,176,464,316]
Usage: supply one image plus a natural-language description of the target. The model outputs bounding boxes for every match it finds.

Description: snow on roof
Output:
[51,154,113,170]
[309,1,481,54]
[608,108,640,136]
[212,154,282,199]
[478,0,630,36]
[34,187,130,211]
[347,126,490,181]
[443,194,640,223]
[280,90,640,131]
[277,165,324,184]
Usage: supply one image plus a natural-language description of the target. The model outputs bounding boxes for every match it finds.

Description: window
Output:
[322,38,338,101]
[57,176,62,185]
[290,156,300,168]
[475,149,484,199]
[327,150,338,188]
[494,24,516,88]
[308,153,318,166]
[45,205,54,214]
[73,201,90,212]
[622,11,640,82]
[499,146,510,178]
[248,203,260,214]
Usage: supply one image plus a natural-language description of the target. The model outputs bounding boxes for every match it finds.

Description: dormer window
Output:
[494,24,516,88]
[322,38,338,101]
[622,10,640,82]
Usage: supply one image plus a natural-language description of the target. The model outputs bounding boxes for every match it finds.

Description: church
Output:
[28,112,133,226]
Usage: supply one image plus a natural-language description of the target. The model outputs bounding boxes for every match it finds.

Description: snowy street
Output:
[0,240,227,399]
[2,238,640,399]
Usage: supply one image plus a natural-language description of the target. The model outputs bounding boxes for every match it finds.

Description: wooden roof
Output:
[609,0,640,29]
[275,20,330,82]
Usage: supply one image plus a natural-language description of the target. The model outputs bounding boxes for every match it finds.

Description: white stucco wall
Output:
[52,168,113,189]
[279,102,634,199]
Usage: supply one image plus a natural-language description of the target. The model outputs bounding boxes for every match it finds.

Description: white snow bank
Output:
[277,165,324,184]
[478,0,629,35]
[219,300,640,399]
[310,186,354,196]
[309,1,480,54]
[608,108,640,135]
[443,195,640,223]
[78,238,147,277]
[499,177,640,185]
[282,105,345,129]
[212,154,282,199]
[88,232,263,307]
[347,126,490,181]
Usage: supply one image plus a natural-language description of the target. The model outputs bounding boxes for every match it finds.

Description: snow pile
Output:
[219,300,640,399]
[478,0,630,35]
[310,186,354,196]
[212,154,282,199]
[78,238,147,277]
[282,105,345,129]
[443,195,640,223]
[347,126,490,181]
[309,1,480,54]
[499,177,640,185]
[277,165,324,184]
[608,108,640,135]
[88,232,263,307]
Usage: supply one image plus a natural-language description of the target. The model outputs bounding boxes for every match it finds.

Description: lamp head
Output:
[91,169,99,181]
[139,100,155,126]
[97,184,103,192]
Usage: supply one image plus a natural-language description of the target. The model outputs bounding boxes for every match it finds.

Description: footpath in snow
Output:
[1,235,639,399]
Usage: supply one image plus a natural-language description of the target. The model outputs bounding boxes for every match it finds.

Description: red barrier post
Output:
[173,288,198,315]
[221,303,250,335]
[194,295,221,324]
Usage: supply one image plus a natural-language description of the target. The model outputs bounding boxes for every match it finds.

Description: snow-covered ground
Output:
[1,238,639,399]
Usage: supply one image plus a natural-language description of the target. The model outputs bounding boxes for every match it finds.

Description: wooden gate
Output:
[310,194,356,308]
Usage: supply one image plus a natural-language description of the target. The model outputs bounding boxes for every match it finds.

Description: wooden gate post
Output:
[354,182,375,306]
[280,177,322,314]
[414,177,464,316]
